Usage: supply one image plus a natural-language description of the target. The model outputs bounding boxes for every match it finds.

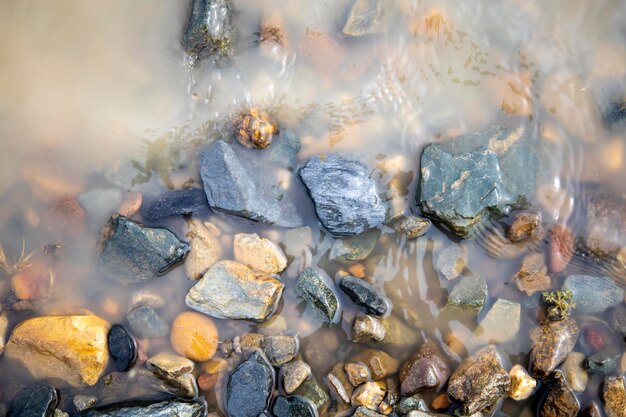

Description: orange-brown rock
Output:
[170,311,218,362]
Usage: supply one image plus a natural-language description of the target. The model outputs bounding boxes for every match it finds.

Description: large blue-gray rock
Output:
[226,351,275,417]
[199,141,302,227]
[79,399,205,417]
[98,215,189,285]
[299,154,387,235]
[418,126,538,237]
[181,0,237,61]
[7,381,57,417]
[562,275,624,314]
[141,189,209,220]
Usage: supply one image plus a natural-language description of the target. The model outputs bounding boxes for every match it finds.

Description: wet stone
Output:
[339,275,388,316]
[436,243,467,280]
[326,362,354,404]
[353,406,387,417]
[548,225,574,273]
[185,260,284,321]
[609,305,626,338]
[345,362,370,386]
[352,381,386,411]
[352,314,386,343]
[127,306,169,338]
[584,346,621,374]
[154,372,198,399]
[530,318,579,379]
[73,395,98,412]
[293,376,331,412]
[399,341,450,396]
[475,298,521,344]
[583,189,626,255]
[98,215,189,285]
[226,351,274,417]
[199,141,302,227]
[263,334,299,366]
[299,153,387,236]
[508,211,541,242]
[78,188,123,221]
[342,0,388,36]
[184,218,222,280]
[446,275,488,313]
[7,381,58,417]
[296,267,340,325]
[508,364,537,401]
[0,311,8,354]
[330,230,378,262]
[234,109,277,150]
[539,371,579,417]
[181,0,237,60]
[447,345,511,415]
[562,275,624,314]
[398,215,431,239]
[273,395,316,417]
[140,189,209,220]
[395,394,429,415]
[601,376,626,417]
[282,359,311,394]
[170,311,218,362]
[418,126,538,237]
[561,352,588,393]
[513,253,551,295]
[580,402,602,417]
[352,349,400,380]
[107,324,137,372]
[79,399,205,417]
[233,232,287,275]
[146,352,194,379]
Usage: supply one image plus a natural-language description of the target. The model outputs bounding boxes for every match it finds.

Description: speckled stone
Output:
[561,352,588,393]
[539,371,579,417]
[529,318,579,379]
[79,399,205,417]
[562,275,624,314]
[508,365,537,400]
[330,231,378,262]
[282,359,311,394]
[296,267,340,325]
[273,395,316,417]
[225,351,274,417]
[339,276,388,316]
[181,0,237,60]
[234,233,287,274]
[7,381,58,417]
[446,275,488,312]
[436,243,467,280]
[351,314,386,343]
[141,189,209,220]
[601,376,626,417]
[342,0,388,36]
[399,341,450,395]
[127,306,169,338]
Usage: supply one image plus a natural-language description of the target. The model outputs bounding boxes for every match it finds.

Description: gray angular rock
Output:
[181,0,237,60]
[98,215,189,285]
[186,260,284,321]
[562,275,624,314]
[226,351,274,417]
[79,399,205,417]
[418,126,538,237]
[273,395,316,417]
[282,359,311,394]
[73,395,98,412]
[446,275,488,312]
[529,318,579,379]
[398,216,431,239]
[351,314,386,343]
[293,376,331,412]
[584,347,621,374]
[339,275,388,316]
[263,334,299,366]
[296,267,340,325]
[436,243,467,280]
[342,0,388,36]
[7,381,58,417]
[127,306,169,338]
[330,230,378,262]
[394,394,428,415]
[299,154,386,236]
[141,189,209,220]
[199,141,302,227]
[146,352,195,379]
[447,345,511,415]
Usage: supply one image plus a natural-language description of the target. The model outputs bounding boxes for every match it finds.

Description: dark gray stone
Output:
[7,381,57,417]
[342,0,388,36]
[418,126,538,237]
[107,324,137,371]
[127,306,169,338]
[98,215,189,285]
[226,351,275,417]
[539,371,579,417]
[181,0,237,60]
[272,395,316,417]
[602,98,626,130]
[199,141,302,227]
[141,189,209,220]
[299,154,386,236]
[583,347,621,374]
[339,275,388,316]
[79,399,205,417]
[446,275,488,312]
[395,394,428,416]
[562,275,624,314]
[296,267,340,325]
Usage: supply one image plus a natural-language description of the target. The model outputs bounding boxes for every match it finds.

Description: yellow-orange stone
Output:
[5,315,110,387]
[170,311,218,362]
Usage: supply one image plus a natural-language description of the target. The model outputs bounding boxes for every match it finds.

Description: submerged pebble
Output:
[282,359,312,394]
[446,275,488,312]
[7,381,58,417]
[399,341,450,395]
[141,189,209,220]
[181,0,237,60]
[184,218,222,280]
[127,305,169,338]
[513,253,551,295]
[233,232,287,274]
[561,352,588,393]
[273,395,317,417]
[436,243,467,280]
[78,399,205,417]
[342,0,388,36]
[507,211,541,242]
[601,376,626,417]
[107,324,137,372]
[226,351,275,417]
[170,311,218,361]
[339,275,388,316]
[508,364,537,400]
[529,317,579,379]
[296,267,340,325]
[351,314,386,343]
[398,216,431,239]
[562,274,624,314]
[539,371,580,417]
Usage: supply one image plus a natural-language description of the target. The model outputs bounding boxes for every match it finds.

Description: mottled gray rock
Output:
[513,253,551,295]
[7,381,58,417]
[539,371,579,417]
[475,298,521,343]
[273,396,316,417]
[562,275,624,314]
[447,345,510,415]
[73,395,98,412]
[436,243,467,280]
[351,314,386,343]
[583,189,626,255]
[529,318,579,379]
[399,341,450,395]
[296,267,340,325]
[418,126,538,237]
[609,305,626,338]
[339,275,388,316]
[127,306,169,338]
[199,141,302,227]
[226,351,274,417]
[446,275,488,312]
[98,215,189,285]
[141,189,209,220]
[601,376,626,417]
[282,359,311,394]
[293,376,331,412]
[330,230,377,262]
[181,0,237,60]
[584,347,621,374]
[79,399,205,417]
[395,394,428,415]
[263,334,299,366]
[299,154,386,236]
[398,216,431,239]
[342,0,388,36]
[146,352,195,379]
[186,260,284,321]
[78,188,123,221]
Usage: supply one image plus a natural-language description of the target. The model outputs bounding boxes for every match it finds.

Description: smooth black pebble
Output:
[107,324,137,371]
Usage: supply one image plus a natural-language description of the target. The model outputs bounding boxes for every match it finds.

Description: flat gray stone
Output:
[446,275,488,313]
[562,275,624,314]
[79,399,205,417]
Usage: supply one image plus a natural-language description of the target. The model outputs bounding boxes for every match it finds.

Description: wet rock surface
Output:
[79,399,205,417]
[273,395,316,417]
[539,371,580,417]
[352,381,386,410]
[262,334,299,366]
[447,345,511,415]
[584,347,621,374]
[73,394,98,412]
[186,260,284,321]
[282,359,311,394]
[446,275,488,312]
[184,218,222,279]
[508,364,536,400]
[351,349,400,380]
[345,362,370,386]
[548,225,574,273]
[299,154,386,236]
[0,311,8,354]
[293,376,331,412]
[339,275,388,316]
[475,298,521,343]
[418,126,538,237]
[233,232,287,274]
[342,0,388,36]
[398,216,431,239]
[107,324,137,372]
[141,189,209,220]
[7,381,58,417]
[330,231,377,262]
[326,362,354,404]
[602,376,626,417]
[530,317,579,379]
[351,314,386,343]
[226,351,274,417]
[5,315,110,387]
[234,109,277,150]
[436,243,467,280]
[562,275,624,314]
[507,211,541,242]
[170,311,218,361]
[561,352,588,393]
[146,352,194,379]
[199,141,302,227]
[127,305,169,338]
[513,253,551,295]
[399,341,450,395]
[296,267,339,325]
[98,215,189,285]
[181,0,237,60]
[395,394,429,415]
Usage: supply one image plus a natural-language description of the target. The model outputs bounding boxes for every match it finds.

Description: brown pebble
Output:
[117,192,142,217]
[431,392,452,410]
[101,296,120,317]
[548,225,574,273]
[44,196,85,236]
[348,264,366,279]
[197,373,218,392]
[513,253,551,295]
[170,311,218,362]
[10,260,51,302]
[508,212,541,242]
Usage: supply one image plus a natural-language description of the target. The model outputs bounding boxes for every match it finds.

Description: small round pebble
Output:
[170,311,219,361]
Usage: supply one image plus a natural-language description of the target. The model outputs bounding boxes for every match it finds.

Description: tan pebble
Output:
[117,192,142,217]
[352,381,386,410]
[431,392,452,410]
[202,358,228,374]
[348,264,366,278]
[185,219,222,280]
[170,312,218,362]
[345,362,370,386]
[233,233,287,274]
[444,332,467,358]
[508,364,537,400]
[601,138,624,172]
